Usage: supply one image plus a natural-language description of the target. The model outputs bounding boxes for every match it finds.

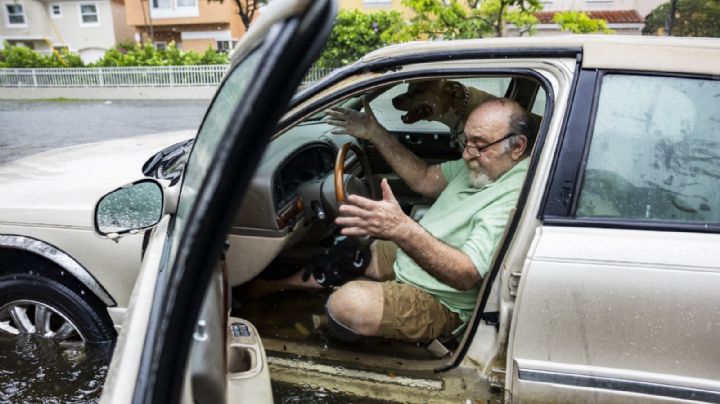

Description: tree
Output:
[207,0,266,30]
[401,0,542,39]
[235,0,266,30]
[553,11,613,34]
[643,0,720,37]
[315,9,411,68]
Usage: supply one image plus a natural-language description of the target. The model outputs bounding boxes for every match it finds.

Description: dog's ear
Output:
[442,81,465,99]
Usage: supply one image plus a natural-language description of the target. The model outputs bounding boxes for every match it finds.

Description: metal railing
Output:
[0,65,338,87]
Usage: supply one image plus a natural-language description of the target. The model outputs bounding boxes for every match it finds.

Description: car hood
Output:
[0,131,194,229]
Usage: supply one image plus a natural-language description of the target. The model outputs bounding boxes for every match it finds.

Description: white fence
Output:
[0,65,337,88]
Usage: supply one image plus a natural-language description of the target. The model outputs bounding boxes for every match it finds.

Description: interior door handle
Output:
[404,135,422,145]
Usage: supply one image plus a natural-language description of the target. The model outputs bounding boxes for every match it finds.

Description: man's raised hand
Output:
[325,97,384,142]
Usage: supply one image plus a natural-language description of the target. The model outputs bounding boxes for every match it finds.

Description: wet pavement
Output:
[0,99,210,165]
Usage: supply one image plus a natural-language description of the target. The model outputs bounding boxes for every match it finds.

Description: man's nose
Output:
[462,147,475,160]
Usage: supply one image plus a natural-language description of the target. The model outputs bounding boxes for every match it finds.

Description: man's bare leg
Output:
[244,241,387,299]
[326,280,384,337]
[242,269,323,299]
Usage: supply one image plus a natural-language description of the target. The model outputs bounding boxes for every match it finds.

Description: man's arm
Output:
[326,99,447,199]
[336,179,481,291]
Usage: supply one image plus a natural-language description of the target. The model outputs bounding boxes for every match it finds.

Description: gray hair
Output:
[492,98,534,156]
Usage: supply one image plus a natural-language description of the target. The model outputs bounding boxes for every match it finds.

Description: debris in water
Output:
[294,322,310,337]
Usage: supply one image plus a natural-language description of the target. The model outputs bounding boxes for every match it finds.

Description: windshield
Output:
[171,49,263,248]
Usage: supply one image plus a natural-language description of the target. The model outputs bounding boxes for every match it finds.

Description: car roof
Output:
[362,35,720,76]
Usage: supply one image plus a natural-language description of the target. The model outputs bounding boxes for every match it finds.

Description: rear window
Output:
[576,74,720,224]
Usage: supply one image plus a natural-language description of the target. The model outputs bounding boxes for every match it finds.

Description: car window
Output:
[369,77,512,132]
[175,50,262,237]
[531,86,546,117]
[576,74,720,223]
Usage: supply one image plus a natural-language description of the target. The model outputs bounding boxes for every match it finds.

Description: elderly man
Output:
[247,95,533,343]
[320,96,533,343]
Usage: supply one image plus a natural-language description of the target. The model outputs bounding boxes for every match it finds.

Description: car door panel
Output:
[226,317,273,403]
[188,262,228,404]
[510,226,720,402]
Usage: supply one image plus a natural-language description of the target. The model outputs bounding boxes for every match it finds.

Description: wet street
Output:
[0,99,207,403]
[0,99,210,164]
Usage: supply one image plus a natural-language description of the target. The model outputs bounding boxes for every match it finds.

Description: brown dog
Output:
[391,79,497,133]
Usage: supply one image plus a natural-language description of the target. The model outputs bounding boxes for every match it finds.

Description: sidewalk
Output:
[0,86,217,100]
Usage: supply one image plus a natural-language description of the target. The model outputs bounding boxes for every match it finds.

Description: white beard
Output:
[465,150,506,188]
[468,167,493,189]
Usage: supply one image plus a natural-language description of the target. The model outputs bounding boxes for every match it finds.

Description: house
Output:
[525,0,666,36]
[338,0,413,17]
[338,0,666,36]
[0,0,133,63]
[123,0,249,52]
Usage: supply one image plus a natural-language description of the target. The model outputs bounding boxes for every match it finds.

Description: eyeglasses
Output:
[455,132,517,155]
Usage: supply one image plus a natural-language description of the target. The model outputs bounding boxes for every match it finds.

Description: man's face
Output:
[461,103,521,188]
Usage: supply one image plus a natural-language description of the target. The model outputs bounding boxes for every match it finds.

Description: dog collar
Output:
[452,84,470,135]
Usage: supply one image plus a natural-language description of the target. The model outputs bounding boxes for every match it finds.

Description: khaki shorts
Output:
[371,240,462,343]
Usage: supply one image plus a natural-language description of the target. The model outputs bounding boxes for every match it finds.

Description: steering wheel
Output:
[335,143,379,204]
[312,141,378,218]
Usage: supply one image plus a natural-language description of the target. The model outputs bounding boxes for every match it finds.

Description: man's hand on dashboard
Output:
[335,178,414,241]
[326,98,386,142]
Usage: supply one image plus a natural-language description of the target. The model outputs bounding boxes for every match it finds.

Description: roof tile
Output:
[535,10,644,24]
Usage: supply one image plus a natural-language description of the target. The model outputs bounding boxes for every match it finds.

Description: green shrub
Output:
[0,40,229,68]
[93,41,228,67]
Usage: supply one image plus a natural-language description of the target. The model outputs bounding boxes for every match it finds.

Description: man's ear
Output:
[442,81,465,99]
[512,135,528,160]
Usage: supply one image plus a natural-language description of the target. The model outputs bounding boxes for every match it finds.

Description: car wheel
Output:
[0,273,116,343]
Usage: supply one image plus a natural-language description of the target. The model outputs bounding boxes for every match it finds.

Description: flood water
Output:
[0,332,397,402]
[0,334,113,403]
[272,381,398,404]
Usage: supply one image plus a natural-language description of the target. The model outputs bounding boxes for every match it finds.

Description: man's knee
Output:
[326,281,383,341]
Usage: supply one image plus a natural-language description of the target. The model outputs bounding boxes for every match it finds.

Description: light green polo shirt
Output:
[394,158,528,333]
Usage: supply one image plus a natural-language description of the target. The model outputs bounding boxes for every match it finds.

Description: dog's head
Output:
[391,79,467,124]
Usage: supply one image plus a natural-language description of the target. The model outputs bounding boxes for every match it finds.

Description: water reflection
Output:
[272,381,397,404]
[0,334,113,403]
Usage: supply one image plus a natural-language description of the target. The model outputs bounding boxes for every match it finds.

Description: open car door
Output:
[99,1,336,403]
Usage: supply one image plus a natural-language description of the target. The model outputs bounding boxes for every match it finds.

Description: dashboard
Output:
[229,124,356,234]
[272,145,335,211]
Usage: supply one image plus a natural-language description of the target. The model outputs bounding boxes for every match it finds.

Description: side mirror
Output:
[94,179,164,239]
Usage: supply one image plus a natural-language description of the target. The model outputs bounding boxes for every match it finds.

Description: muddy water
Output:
[272,381,398,404]
[0,333,396,403]
[0,334,113,403]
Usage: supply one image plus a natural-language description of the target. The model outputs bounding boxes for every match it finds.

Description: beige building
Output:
[123,0,249,52]
[0,0,133,62]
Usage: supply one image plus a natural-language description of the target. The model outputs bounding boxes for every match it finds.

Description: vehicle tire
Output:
[0,273,116,343]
